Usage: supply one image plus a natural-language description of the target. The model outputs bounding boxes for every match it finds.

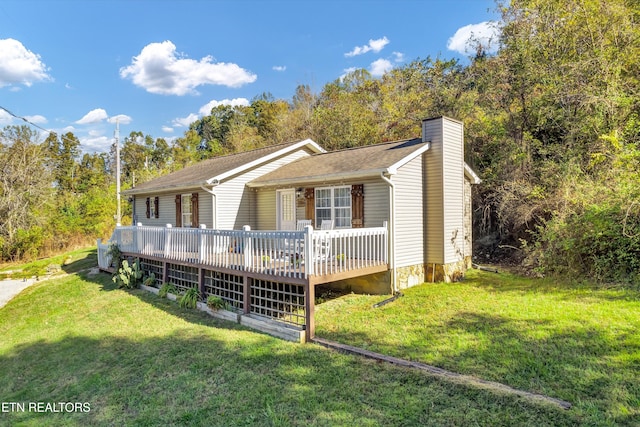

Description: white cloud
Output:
[0,109,13,125]
[76,108,108,125]
[24,115,47,124]
[173,113,199,128]
[272,65,286,72]
[447,21,501,56]
[120,40,257,95]
[81,135,111,153]
[369,58,393,77]
[345,36,389,57]
[107,114,132,125]
[392,51,404,63]
[339,67,358,81]
[162,126,174,133]
[198,98,250,116]
[0,38,52,88]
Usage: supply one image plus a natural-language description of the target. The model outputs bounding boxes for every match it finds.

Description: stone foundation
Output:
[325,270,392,295]
[395,264,426,290]
[425,259,468,283]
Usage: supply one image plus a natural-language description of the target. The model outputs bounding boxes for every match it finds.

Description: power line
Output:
[0,105,102,148]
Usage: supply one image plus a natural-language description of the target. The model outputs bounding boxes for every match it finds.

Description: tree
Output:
[0,126,53,260]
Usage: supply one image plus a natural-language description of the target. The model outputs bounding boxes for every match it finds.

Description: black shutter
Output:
[146,197,151,219]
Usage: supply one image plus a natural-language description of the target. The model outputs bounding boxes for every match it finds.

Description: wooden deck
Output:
[98,224,389,341]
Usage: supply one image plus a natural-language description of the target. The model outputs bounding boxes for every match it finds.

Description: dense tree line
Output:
[1,0,638,283]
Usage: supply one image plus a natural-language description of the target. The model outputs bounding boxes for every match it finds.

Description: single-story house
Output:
[121,116,480,292]
[102,116,480,341]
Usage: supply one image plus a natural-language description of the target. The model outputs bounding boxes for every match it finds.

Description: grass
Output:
[316,268,640,426]
[0,247,96,280]
[0,250,636,425]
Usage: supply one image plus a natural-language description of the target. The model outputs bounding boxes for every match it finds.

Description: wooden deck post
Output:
[305,281,315,341]
[243,275,251,315]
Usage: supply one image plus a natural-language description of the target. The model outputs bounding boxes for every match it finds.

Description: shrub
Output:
[179,288,200,309]
[206,295,226,310]
[532,203,640,283]
[143,273,156,287]
[112,259,143,289]
[159,282,177,298]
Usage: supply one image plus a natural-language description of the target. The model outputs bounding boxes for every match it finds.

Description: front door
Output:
[276,189,296,230]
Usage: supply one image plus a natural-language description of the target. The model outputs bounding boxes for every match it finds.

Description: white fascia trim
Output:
[385,142,431,174]
[206,139,325,185]
[122,182,207,196]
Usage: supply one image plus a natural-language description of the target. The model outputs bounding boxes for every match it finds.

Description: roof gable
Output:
[123,139,323,195]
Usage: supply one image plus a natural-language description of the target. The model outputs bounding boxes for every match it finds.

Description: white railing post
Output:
[304,225,314,277]
[199,224,207,264]
[382,221,389,264]
[135,222,142,253]
[242,225,252,272]
[164,224,172,258]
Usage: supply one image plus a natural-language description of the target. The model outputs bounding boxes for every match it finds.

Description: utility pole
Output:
[115,119,121,226]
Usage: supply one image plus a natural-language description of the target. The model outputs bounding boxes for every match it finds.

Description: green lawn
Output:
[0,251,637,426]
[316,268,640,426]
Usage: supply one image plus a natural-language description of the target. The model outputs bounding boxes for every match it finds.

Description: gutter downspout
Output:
[200,184,219,229]
[380,171,396,294]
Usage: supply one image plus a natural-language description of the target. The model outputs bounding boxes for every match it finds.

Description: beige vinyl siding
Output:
[423,119,446,264]
[392,155,424,268]
[441,118,465,263]
[361,179,389,228]
[133,192,213,228]
[214,148,314,230]
[254,178,389,231]
[423,117,465,265]
[133,193,176,227]
[464,179,473,258]
[255,188,277,230]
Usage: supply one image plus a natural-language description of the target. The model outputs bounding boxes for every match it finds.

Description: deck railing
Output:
[98,223,388,280]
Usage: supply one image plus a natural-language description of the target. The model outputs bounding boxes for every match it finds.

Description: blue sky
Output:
[0,0,500,153]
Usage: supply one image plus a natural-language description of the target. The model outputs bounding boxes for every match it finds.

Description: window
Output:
[146,196,159,219]
[315,186,351,228]
[181,194,192,227]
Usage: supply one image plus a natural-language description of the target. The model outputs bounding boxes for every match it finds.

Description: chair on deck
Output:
[296,219,312,230]
[312,220,334,264]
[320,219,334,230]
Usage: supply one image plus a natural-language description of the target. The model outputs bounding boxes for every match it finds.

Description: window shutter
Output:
[175,194,182,227]
[191,192,199,227]
[154,197,159,218]
[304,188,315,226]
[146,197,151,219]
[351,184,364,228]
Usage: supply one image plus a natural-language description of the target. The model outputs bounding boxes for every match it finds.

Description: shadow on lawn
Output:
[0,330,582,426]
[464,269,640,302]
[318,308,640,426]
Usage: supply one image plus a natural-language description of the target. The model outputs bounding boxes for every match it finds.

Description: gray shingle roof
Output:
[123,140,314,195]
[249,138,428,187]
